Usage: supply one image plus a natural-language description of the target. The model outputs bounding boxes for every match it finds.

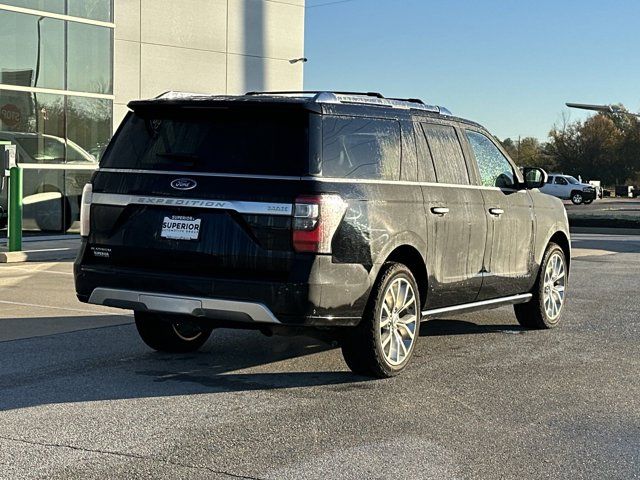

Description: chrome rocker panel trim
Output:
[421,294,533,319]
[88,288,281,324]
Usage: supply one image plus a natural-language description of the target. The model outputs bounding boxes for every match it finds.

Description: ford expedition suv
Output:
[74,91,571,378]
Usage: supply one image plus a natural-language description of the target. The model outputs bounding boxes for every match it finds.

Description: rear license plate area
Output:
[161,215,201,240]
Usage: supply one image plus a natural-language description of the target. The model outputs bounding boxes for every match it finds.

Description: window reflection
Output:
[0,1,65,14]
[67,0,112,22]
[67,96,110,161]
[0,11,64,90]
[0,3,114,233]
[67,22,112,94]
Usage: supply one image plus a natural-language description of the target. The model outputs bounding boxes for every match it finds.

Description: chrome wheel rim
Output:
[380,277,418,366]
[573,194,582,203]
[543,252,566,321]
[172,322,203,342]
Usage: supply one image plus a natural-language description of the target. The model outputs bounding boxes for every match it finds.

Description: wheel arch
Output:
[382,245,428,308]
[548,231,571,272]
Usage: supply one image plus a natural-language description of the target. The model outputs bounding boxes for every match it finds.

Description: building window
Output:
[0,1,114,233]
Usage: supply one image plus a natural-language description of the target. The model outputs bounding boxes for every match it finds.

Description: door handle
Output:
[430,207,450,215]
[489,208,504,216]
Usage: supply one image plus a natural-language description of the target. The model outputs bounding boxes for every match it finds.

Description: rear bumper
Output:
[88,288,281,324]
[75,250,372,328]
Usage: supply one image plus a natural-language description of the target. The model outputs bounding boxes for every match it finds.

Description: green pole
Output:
[8,166,22,252]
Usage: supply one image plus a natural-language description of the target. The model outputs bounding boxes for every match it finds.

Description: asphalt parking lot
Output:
[1,234,639,479]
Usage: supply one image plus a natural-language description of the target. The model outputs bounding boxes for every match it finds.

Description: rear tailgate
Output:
[83,102,311,282]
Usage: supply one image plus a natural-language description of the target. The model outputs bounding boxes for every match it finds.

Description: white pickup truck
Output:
[540,174,597,205]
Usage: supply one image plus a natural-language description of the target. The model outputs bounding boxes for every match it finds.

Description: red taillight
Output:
[292,194,347,253]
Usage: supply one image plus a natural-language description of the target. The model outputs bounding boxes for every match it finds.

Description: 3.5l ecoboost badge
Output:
[170,178,197,190]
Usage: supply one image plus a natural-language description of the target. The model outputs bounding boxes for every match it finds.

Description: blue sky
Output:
[304,0,640,141]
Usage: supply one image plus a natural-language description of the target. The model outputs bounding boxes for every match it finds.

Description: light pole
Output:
[566,102,640,118]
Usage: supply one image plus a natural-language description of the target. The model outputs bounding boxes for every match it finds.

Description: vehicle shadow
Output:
[0,319,369,412]
[419,318,525,336]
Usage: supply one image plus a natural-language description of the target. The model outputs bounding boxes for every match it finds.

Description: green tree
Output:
[548,109,640,185]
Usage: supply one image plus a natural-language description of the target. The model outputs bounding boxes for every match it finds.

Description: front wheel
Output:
[135,311,213,353]
[514,243,567,329]
[341,262,421,378]
[570,191,583,205]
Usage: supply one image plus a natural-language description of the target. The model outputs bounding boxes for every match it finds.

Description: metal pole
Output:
[8,166,22,252]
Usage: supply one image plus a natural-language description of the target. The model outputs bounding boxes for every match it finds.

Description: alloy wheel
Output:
[542,252,566,321]
[379,277,418,366]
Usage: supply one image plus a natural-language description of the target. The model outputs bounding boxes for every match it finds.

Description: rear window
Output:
[321,116,400,180]
[101,108,308,175]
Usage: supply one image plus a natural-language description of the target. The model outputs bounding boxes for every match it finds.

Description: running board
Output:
[421,293,533,319]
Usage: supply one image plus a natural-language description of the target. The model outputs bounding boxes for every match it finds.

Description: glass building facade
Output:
[0,1,113,233]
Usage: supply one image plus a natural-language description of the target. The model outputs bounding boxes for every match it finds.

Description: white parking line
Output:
[0,266,73,276]
[0,300,128,316]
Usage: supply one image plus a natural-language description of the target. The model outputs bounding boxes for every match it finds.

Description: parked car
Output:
[540,174,597,204]
[0,131,97,231]
[74,91,571,378]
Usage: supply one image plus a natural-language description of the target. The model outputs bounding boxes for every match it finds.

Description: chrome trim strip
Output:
[421,293,533,318]
[88,288,281,324]
[91,192,293,216]
[96,169,507,191]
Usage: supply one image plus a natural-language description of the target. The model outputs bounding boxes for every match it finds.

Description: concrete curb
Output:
[0,238,80,263]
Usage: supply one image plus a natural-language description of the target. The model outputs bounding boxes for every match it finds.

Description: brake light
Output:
[80,183,92,237]
[293,194,347,253]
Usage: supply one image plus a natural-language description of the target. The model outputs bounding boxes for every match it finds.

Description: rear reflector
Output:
[293,194,347,253]
[80,183,93,237]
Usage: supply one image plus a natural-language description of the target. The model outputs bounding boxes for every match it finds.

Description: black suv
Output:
[74,91,570,378]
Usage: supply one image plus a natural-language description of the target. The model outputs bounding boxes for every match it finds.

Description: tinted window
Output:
[555,176,568,185]
[546,176,554,184]
[102,109,308,175]
[466,130,515,188]
[322,116,400,180]
[414,122,436,182]
[422,123,469,185]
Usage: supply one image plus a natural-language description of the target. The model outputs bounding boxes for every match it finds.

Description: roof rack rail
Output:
[388,97,425,105]
[308,92,451,115]
[155,91,210,100]
[245,90,384,98]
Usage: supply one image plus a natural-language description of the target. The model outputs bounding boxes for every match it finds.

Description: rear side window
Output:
[466,130,515,188]
[321,116,400,180]
[101,109,308,175]
[421,123,470,185]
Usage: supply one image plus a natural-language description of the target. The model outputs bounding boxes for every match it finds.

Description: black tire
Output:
[570,191,583,205]
[341,262,421,378]
[514,243,567,329]
[135,311,213,353]
[583,199,593,205]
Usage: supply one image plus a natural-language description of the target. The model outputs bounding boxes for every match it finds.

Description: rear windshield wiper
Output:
[156,152,200,161]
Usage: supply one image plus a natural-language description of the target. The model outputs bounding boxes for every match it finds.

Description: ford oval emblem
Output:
[170,178,197,190]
